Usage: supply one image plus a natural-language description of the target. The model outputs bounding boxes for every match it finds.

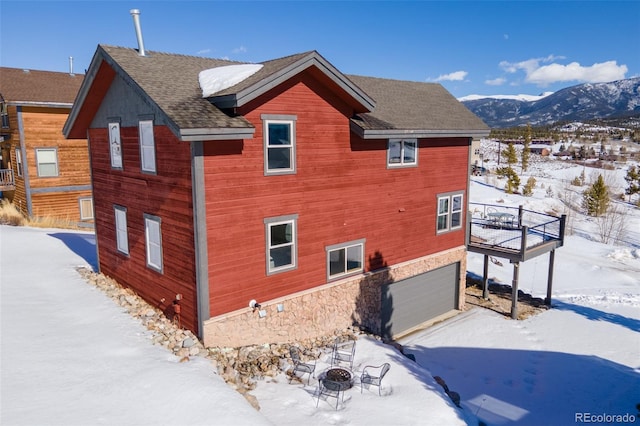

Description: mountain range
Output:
[460,77,640,128]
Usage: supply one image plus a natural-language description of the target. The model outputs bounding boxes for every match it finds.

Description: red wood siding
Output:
[203,71,470,317]
[88,125,198,332]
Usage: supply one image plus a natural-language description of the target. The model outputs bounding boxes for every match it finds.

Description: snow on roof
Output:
[198,64,264,97]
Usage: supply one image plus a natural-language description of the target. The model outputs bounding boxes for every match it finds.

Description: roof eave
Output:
[65,46,183,140]
[210,52,376,112]
[63,47,107,138]
[350,123,490,140]
[179,127,255,141]
[9,101,73,108]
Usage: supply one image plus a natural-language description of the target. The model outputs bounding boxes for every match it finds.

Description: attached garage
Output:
[381,262,460,339]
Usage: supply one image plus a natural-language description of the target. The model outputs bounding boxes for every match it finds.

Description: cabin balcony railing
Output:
[0,169,15,191]
[467,202,566,262]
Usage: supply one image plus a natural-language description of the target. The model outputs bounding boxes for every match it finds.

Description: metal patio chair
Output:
[289,346,316,385]
[331,338,356,369]
[360,363,390,395]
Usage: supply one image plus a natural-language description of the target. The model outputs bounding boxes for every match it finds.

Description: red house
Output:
[64,45,489,347]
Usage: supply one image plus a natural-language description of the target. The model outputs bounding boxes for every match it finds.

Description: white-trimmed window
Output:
[262,114,296,175]
[15,148,23,177]
[387,139,417,167]
[79,198,94,221]
[109,121,123,169]
[36,148,59,177]
[264,214,298,274]
[139,119,156,173]
[114,205,129,255]
[326,239,365,280]
[144,213,163,272]
[437,192,464,233]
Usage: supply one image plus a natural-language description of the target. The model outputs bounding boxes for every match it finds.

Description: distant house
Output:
[0,67,93,225]
[64,45,489,347]
[529,145,550,156]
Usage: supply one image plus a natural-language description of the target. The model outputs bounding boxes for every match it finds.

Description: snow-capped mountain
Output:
[461,77,640,128]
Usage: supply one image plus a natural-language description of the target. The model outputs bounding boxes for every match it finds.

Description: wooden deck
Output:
[466,203,566,319]
[0,169,15,191]
[467,203,566,262]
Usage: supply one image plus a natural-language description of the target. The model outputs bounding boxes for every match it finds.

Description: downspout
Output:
[16,106,32,216]
[190,141,210,340]
[86,129,100,272]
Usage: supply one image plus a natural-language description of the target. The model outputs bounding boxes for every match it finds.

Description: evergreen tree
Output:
[582,174,609,217]
[522,176,536,196]
[522,124,531,172]
[497,167,521,194]
[624,165,640,201]
[502,143,518,166]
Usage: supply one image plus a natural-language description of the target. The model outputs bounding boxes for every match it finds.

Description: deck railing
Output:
[0,169,15,190]
[468,202,565,257]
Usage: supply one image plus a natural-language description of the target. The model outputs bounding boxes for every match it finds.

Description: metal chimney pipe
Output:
[129,9,146,56]
[69,56,74,75]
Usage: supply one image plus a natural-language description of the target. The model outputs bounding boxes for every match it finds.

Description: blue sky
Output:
[1,1,638,99]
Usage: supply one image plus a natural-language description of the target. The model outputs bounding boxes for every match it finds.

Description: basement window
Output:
[326,239,365,280]
[79,198,94,221]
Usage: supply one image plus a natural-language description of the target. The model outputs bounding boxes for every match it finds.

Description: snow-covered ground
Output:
[1,158,639,426]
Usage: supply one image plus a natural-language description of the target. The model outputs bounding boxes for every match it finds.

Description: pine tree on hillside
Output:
[503,143,518,167]
[522,124,531,172]
[624,165,640,202]
[582,174,610,217]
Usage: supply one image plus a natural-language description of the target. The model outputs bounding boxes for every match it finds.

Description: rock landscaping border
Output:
[76,267,364,409]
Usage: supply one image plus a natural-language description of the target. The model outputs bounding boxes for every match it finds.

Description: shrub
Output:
[522,176,537,197]
[0,199,26,226]
[546,186,554,198]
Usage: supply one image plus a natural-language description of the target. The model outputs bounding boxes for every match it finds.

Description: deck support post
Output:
[518,205,524,228]
[545,249,556,306]
[482,255,490,299]
[511,262,520,319]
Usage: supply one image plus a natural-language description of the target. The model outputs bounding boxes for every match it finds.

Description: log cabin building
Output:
[0,67,93,226]
[64,44,489,347]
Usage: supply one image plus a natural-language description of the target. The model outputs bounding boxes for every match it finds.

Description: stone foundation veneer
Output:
[202,246,467,348]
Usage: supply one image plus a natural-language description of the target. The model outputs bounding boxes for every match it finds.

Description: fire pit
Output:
[324,368,353,390]
[316,367,353,410]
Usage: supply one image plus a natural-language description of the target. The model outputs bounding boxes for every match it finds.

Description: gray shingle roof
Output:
[0,67,84,105]
[100,45,252,131]
[347,75,489,137]
[209,51,313,97]
[68,46,489,141]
